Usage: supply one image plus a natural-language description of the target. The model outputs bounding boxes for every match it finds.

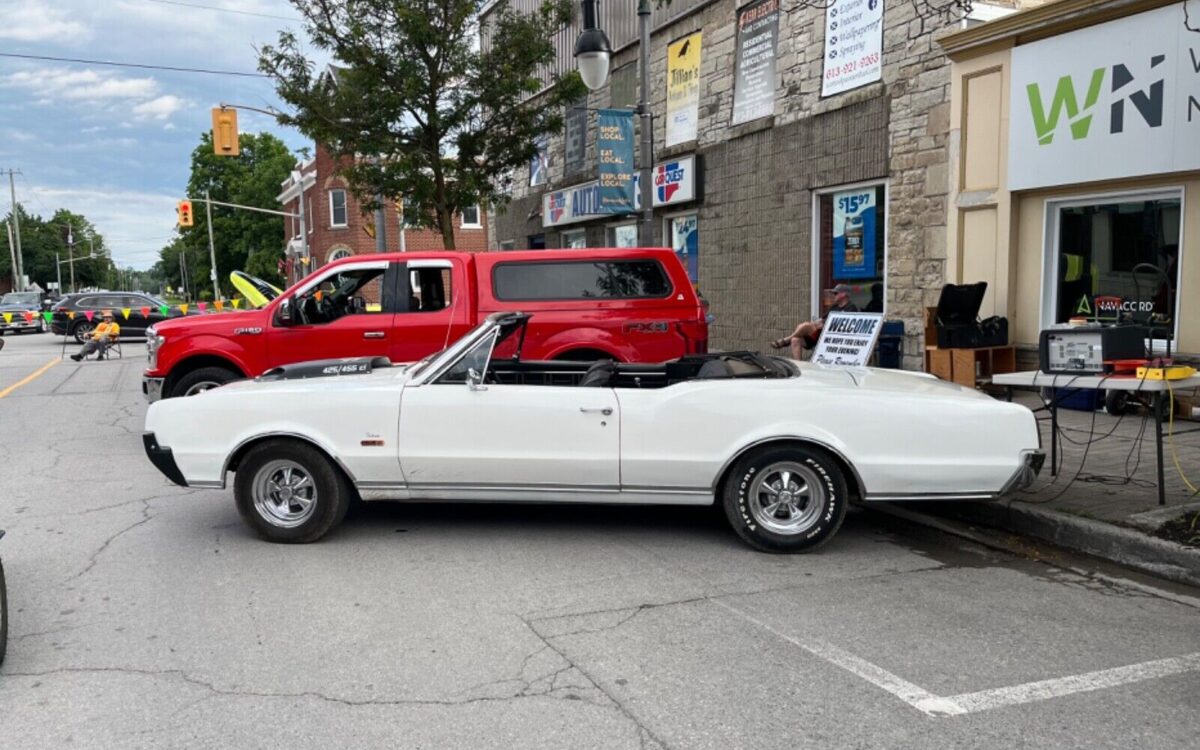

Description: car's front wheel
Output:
[722,444,848,553]
[171,366,239,398]
[234,440,351,543]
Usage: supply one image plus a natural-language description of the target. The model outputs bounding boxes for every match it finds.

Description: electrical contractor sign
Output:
[732,0,780,125]
[821,0,884,97]
[812,313,884,368]
[1008,3,1200,190]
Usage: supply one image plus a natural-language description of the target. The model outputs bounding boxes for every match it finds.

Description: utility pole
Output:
[67,221,76,292]
[5,221,16,291]
[3,169,25,291]
[205,189,220,300]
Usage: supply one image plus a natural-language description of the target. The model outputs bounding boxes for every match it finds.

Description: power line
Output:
[0,52,269,78]
[141,0,303,22]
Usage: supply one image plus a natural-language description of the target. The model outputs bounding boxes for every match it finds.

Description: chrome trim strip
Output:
[356,481,407,489]
[188,481,225,489]
[405,481,621,494]
[710,436,868,496]
[863,492,997,502]
[221,431,360,486]
[622,485,711,495]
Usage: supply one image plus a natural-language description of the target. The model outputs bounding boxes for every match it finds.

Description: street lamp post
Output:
[575,0,654,247]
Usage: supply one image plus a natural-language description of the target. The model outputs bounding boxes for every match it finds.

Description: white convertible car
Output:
[143,313,1043,552]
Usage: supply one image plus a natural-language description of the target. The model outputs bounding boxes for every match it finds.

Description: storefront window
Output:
[1050,193,1181,338]
[816,184,886,314]
[562,229,587,249]
[668,213,698,283]
[609,223,637,248]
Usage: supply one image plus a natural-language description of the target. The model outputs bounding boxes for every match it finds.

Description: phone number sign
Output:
[822,0,884,97]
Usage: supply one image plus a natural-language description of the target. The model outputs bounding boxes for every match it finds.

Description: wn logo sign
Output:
[1026,55,1166,145]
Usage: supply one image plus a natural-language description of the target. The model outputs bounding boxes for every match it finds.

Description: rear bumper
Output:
[1000,449,1046,496]
[143,432,188,487]
[142,377,165,403]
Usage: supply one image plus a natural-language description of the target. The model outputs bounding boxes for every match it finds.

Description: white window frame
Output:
[460,204,482,229]
[561,228,587,249]
[607,221,638,248]
[326,247,353,264]
[329,189,348,228]
[294,260,389,297]
[1040,185,1185,351]
[809,179,890,320]
[307,197,314,234]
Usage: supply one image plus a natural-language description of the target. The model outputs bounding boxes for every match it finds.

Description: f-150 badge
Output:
[234,327,263,335]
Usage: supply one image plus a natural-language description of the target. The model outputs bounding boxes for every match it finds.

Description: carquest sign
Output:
[652,154,698,207]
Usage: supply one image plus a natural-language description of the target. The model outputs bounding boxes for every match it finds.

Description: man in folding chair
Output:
[70,311,120,361]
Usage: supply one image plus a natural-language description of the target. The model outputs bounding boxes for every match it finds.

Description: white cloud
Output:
[29,185,181,269]
[4,69,159,103]
[0,2,91,43]
[133,95,188,121]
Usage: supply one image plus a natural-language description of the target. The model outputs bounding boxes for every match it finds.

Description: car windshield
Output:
[1,292,40,306]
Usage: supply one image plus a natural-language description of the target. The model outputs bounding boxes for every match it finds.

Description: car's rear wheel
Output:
[172,366,238,397]
[72,321,93,344]
[234,440,351,543]
[722,444,848,553]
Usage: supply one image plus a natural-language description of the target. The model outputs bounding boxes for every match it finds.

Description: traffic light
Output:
[211,106,240,156]
[178,200,194,227]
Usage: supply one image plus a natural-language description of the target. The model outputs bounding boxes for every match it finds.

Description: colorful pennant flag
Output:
[42,311,52,323]
[2,313,11,324]
[22,311,34,322]
[301,256,311,265]
[214,300,224,311]
[140,306,150,318]
[84,310,95,322]
[158,305,169,316]
[179,304,189,315]
[121,308,131,320]
[314,290,324,302]
[67,311,76,320]
[231,299,241,309]
[197,301,207,312]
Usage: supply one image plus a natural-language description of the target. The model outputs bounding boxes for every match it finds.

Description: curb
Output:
[879,500,1200,588]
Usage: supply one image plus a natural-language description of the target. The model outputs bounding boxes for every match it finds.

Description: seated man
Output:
[70,311,120,361]
[771,283,859,360]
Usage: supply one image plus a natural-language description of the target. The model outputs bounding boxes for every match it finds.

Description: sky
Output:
[0,0,324,270]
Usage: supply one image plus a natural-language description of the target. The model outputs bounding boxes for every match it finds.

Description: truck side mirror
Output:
[277,297,294,326]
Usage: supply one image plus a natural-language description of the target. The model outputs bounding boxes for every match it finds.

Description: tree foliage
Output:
[1,205,116,292]
[155,131,294,297]
[259,0,586,249]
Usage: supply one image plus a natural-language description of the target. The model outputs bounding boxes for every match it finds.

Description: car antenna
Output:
[441,290,457,351]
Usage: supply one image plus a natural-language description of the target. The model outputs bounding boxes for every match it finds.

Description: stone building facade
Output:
[277,144,489,280]
[486,0,1027,366]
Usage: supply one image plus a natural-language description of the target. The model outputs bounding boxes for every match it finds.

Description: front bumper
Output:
[1000,449,1046,496]
[143,432,188,487]
[143,377,165,403]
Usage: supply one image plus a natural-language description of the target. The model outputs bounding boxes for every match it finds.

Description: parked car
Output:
[142,312,1044,552]
[0,291,51,334]
[142,248,708,400]
[50,291,185,343]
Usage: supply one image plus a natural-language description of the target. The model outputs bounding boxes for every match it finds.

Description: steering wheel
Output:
[315,294,336,322]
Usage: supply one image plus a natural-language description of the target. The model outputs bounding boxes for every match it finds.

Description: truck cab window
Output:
[295,267,387,325]
[406,268,452,312]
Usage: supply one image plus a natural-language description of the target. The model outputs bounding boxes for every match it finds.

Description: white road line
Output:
[712,598,1200,718]
[947,652,1200,714]
[711,599,965,717]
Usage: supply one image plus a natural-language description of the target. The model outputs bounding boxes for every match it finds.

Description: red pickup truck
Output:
[143,248,708,400]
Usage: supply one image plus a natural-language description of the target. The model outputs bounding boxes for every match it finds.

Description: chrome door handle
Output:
[363,331,386,339]
[580,407,613,416]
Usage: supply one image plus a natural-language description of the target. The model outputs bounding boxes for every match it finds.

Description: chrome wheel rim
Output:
[748,462,825,535]
[183,380,222,396]
[74,323,92,342]
[252,460,318,528]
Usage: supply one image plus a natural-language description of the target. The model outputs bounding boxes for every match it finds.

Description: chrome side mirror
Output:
[467,367,487,392]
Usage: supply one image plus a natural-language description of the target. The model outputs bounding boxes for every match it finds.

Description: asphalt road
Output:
[1,331,1198,749]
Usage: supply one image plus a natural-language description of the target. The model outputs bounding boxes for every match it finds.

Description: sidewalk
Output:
[893,390,1200,586]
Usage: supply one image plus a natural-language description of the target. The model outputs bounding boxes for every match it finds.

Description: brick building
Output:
[484,0,1028,366]
[277,144,489,280]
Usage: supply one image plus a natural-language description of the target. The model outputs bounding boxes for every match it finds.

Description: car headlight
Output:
[146,326,163,368]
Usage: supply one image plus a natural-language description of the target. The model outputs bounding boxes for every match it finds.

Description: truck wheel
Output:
[234,440,351,543]
[72,321,93,343]
[171,366,238,397]
[722,445,848,553]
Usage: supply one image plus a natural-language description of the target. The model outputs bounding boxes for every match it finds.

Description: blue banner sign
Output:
[597,109,635,214]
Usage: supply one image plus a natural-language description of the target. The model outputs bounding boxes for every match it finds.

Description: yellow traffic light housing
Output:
[211,106,240,156]
[178,200,194,227]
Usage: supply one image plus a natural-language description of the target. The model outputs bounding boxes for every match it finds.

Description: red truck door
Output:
[265,259,399,368]
[387,258,475,363]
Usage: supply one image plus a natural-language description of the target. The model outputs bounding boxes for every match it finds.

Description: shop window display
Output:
[817,185,886,313]
[1052,196,1181,338]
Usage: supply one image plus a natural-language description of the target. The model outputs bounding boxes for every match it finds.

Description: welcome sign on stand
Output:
[811,312,884,367]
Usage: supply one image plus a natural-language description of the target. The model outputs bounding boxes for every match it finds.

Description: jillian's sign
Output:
[811,312,884,367]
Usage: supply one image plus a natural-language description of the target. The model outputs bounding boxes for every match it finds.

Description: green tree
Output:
[157,131,294,298]
[1,205,114,292]
[258,0,585,249]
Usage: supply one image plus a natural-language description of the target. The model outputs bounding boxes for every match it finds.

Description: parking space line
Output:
[0,357,60,399]
[713,598,1200,718]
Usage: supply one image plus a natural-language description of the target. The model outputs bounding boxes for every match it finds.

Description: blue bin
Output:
[875,320,905,369]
